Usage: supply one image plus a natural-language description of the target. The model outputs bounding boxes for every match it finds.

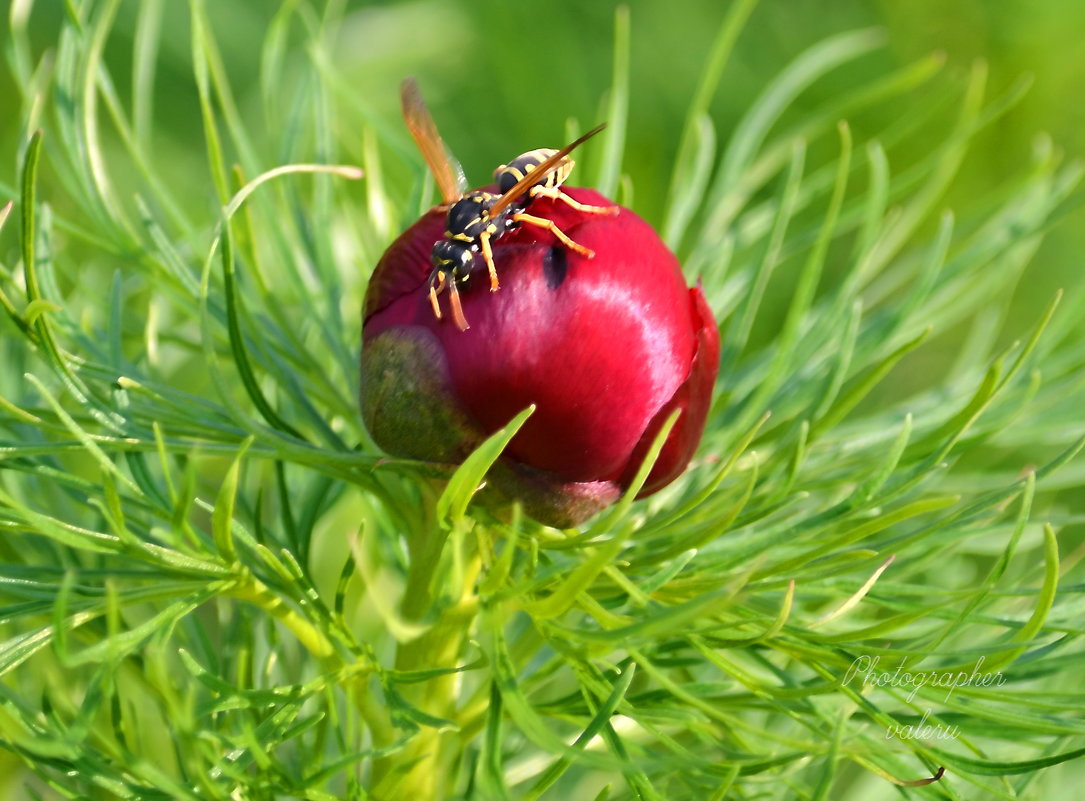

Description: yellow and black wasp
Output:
[400,78,617,331]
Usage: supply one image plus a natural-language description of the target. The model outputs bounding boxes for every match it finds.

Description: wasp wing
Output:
[488,123,607,216]
[400,77,468,204]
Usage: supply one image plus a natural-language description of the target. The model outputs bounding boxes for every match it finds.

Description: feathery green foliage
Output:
[1,1,1084,799]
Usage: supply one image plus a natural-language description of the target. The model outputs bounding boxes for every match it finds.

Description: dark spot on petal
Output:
[542,245,567,290]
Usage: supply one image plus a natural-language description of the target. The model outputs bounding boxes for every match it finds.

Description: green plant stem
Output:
[382,590,478,800]
[225,573,335,658]
[226,570,399,759]
[371,487,481,800]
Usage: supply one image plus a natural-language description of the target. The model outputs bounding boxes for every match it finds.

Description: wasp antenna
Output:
[427,269,447,320]
[489,123,608,216]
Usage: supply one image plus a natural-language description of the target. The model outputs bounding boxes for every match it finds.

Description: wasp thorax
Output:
[446,193,497,240]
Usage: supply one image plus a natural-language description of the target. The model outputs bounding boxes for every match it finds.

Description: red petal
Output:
[363,187,717,492]
[623,285,720,496]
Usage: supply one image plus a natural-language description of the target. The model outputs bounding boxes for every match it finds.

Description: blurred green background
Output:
[2,0,1083,321]
[1,0,1083,797]
[4,0,1082,485]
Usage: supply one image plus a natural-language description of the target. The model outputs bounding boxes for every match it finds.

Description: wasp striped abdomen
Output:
[496,147,619,217]
[496,149,572,195]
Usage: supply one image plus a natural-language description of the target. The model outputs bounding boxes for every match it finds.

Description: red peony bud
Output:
[361,187,719,527]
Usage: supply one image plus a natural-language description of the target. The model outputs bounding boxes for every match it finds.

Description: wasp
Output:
[400,78,618,331]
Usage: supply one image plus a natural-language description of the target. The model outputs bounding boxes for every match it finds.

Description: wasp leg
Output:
[427,269,448,320]
[529,186,619,215]
[512,212,596,259]
[446,276,470,331]
[479,230,500,291]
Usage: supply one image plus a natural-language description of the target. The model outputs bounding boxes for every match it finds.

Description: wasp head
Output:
[431,239,474,277]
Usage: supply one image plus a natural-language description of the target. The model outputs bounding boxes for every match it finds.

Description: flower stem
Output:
[372,496,481,800]
[225,574,334,659]
[226,571,398,765]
